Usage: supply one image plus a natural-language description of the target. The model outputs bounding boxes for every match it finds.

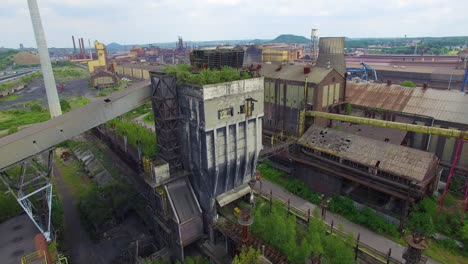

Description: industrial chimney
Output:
[27,0,61,117]
[72,36,77,54]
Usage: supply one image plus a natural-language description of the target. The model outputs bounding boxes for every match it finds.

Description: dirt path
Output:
[53,162,104,263]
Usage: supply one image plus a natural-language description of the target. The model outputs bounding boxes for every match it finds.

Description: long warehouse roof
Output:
[347,82,468,125]
[298,125,437,182]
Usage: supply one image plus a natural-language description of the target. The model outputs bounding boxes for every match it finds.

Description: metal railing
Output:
[254,189,416,264]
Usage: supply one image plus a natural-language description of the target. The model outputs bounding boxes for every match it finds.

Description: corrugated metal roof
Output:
[260,63,333,83]
[347,82,468,124]
[298,125,436,182]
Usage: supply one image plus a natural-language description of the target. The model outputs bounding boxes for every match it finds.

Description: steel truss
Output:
[0,149,54,241]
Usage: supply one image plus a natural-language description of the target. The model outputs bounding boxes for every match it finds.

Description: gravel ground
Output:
[0,76,95,111]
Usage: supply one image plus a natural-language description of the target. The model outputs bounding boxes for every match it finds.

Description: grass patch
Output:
[69,96,90,109]
[0,94,21,103]
[95,81,128,97]
[143,112,154,124]
[0,107,50,131]
[122,102,152,119]
[425,240,468,264]
[107,118,157,157]
[54,153,93,197]
[52,65,89,83]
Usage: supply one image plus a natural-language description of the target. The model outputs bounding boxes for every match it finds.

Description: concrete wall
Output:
[178,78,264,212]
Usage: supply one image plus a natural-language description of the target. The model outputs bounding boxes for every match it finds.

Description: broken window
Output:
[240,105,245,114]
[218,108,233,119]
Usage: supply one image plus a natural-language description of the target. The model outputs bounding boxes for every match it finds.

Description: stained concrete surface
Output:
[0,214,38,264]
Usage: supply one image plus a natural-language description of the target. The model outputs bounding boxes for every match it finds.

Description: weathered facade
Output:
[146,73,264,261]
[261,63,346,135]
[178,78,264,212]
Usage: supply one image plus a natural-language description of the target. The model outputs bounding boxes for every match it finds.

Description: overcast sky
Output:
[1,0,467,48]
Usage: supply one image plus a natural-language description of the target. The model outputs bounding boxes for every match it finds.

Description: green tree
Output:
[185,256,209,264]
[406,198,436,235]
[232,247,260,264]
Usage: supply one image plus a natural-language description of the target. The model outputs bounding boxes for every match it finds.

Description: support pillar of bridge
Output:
[0,149,55,241]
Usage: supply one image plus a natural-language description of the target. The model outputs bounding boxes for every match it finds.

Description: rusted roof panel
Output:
[347,82,468,124]
[298,125,436,182]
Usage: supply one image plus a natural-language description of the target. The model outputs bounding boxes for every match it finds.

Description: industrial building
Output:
[257,36,467,226]
[190,46,245,69]
[137,72,264,260]
[261,44,303,63]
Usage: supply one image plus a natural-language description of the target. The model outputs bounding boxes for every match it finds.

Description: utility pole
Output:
[27,0,62,117]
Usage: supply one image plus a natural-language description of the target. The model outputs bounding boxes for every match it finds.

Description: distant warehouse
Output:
[190,46,244,70]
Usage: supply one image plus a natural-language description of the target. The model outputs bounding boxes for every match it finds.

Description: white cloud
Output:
[1,0,467,48]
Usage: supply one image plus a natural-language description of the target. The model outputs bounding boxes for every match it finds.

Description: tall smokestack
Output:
[81,38,85,55]
[72,36,76,54]
[27,0,62,118]
[78,38,82,55]
[88,39,92,59]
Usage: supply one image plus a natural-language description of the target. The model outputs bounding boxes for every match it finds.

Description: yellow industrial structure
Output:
[115,46,144,59]
[261,46,303,63]
[87,40,108,73]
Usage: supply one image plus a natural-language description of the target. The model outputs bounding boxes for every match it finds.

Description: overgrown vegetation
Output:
[0,94,21,103]
[406,196,468,260]
[0,105,50,131]
[59,96,91,112]
[143,112,154,124]
[251,200,356,264]
[0,168,22,222]
[69,96,91,109]
[107,118,157,157]
[401,80,417,88]
[258,160,400,238]
[122,102,152,119]
[165,64,251,86]
[328,195,399,237]
[344,103,352,115]
[232,247,260,264]
[55,153,139,240]
[0,50,20,70]
[95,81,128,97]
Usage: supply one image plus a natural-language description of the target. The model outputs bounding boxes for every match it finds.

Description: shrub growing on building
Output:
[401,80,417,88]
[164,64,251,86]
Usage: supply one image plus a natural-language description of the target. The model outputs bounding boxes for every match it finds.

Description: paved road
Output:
[52,162,105,263]
[255,179,440,264]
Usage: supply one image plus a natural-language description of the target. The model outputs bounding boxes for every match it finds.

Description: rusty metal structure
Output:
[403,232,428,264]
[190,47,245,69]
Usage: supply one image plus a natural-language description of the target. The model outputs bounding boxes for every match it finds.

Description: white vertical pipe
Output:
[27,0,62,118]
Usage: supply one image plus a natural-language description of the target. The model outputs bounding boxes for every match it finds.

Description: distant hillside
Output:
[13,51,39,65]
[270,34,310,44]
[106,42,125,50]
